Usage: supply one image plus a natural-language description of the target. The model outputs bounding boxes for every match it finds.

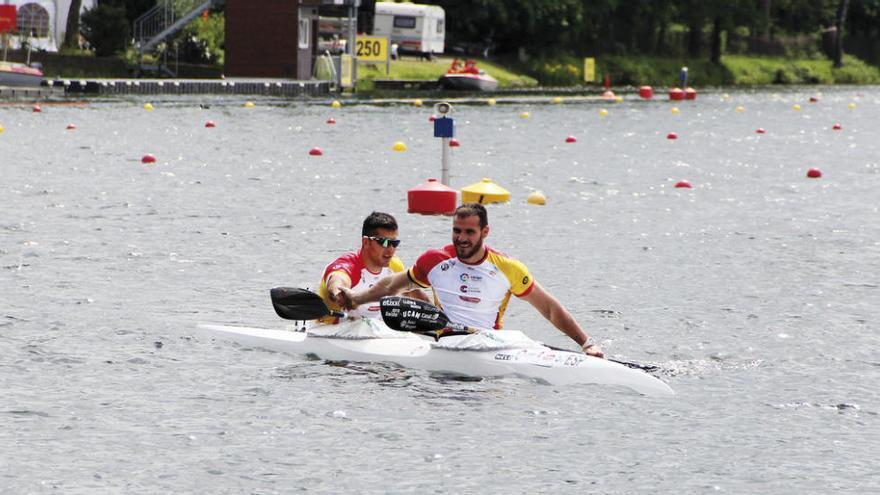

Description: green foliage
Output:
[355,56,537,88]
[81,4,130,57]
[176,12,225,65]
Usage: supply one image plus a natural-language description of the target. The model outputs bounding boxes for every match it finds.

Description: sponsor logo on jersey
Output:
[522,276,529,285]
[459,285,468,293]
[460,273,469,282]
[441,262,450,271]
[458,295,481,303]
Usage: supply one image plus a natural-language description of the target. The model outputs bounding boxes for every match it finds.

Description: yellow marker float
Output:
[461,178,510,205]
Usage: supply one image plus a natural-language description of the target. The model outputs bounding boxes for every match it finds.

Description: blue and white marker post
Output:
[680,66,689,88]
[433,101,454,185]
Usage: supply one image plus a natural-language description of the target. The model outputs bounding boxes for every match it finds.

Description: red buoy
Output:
[809,96,819,103]
[205,120,216,128]
[684,87,697,100]
[669,88,684,101]
[565,136,577,143]
[449,138,460,148]
[141,154,156,164]
[32,105,42,113]
[66,123,76,130]
[806,168,822,178]
[309,147,323,156]
[832,123,841,130]
[667,132,678,140]
[326,118,336,124]
[428,115,436,122]
[408,178,457,215]
[639,86,654,99]
[756,128,766,134]
[675,180,692,188]
[602,90,616,100]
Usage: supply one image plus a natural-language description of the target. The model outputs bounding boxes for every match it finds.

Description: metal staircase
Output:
[133,0,225,74]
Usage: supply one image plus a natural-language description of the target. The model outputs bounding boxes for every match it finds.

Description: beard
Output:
[454,237,483,260]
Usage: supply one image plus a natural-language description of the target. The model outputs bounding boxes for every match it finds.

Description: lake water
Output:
[2,88,878,494]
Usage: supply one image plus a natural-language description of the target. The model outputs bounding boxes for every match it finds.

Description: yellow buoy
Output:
[392,141,407,152]
[519,111,530,119]
[244,101,255,108]
[526,191,546,205]
[599,108,609,117]
[487,98,497,106]
[671,107,680,115]
[413,99,423,107]
[614,96,623,103]
[735,105,745,113]
[461,178,510,205]
[331,100,342,109]
[143,103,154,111]
[848,102,857,109]
[552,97,563,104]
[0,124,4,134]
[792,104,801,111]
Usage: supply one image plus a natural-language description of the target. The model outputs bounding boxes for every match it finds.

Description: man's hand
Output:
[582,343,605,358]
[336,287,357,310]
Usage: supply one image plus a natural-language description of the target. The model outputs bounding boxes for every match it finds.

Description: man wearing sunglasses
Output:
[318,211,426,323]
[337,203,603,358]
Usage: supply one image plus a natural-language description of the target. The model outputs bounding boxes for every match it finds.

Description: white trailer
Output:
[373,2,445,58]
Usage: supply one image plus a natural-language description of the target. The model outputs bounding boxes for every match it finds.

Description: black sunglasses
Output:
[364,236,401,248]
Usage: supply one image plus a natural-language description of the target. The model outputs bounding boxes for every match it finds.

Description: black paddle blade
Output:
[270,287,330,320]
[380,296,448,331]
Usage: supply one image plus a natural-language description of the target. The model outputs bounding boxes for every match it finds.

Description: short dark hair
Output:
[362,211,398,236]
[454,203,488,228]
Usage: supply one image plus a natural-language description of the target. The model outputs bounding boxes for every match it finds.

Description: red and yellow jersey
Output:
[318,250,405,322]
[408,244,534,329]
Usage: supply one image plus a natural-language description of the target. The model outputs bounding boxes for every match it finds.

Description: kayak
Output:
[198,319,674,397]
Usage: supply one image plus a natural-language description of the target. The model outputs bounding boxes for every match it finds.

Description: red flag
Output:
[0,5,16,34]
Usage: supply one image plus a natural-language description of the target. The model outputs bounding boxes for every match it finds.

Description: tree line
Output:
[429,0,878,67]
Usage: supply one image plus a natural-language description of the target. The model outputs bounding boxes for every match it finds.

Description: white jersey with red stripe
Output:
[319,250,406,322]
[408,244,534,329]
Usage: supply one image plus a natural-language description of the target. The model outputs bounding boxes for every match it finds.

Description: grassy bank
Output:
[516,53,880,87]
[356,56,538,91]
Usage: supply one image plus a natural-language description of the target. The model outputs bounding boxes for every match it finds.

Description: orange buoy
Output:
[66,123,76,130]
[667,132,678,140]
[685,87,697,100]
[565,136,577,143]
[141,154,156,164]
[806,168,822,178]
[756,128,766,134]
[309,147,323,156]
[408,178,457,215]
[326,117,336,124]
[639,86,654,99]
[832,123,841,130]
[675,180,692,188]
[205,120,216,128]
[669,88,684,101]
[449,138,460,148]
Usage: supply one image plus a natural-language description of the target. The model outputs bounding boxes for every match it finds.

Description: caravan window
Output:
[298,18,310,49]
[393,16,416,29]
[436,19,444,34]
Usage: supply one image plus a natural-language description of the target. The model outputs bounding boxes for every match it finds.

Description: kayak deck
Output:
[197,323,674,397]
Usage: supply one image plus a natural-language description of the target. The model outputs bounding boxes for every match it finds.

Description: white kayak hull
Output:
[197,322,674,397]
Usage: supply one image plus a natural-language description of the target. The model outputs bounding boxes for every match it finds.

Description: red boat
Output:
[438,59,498,91]
[0,61,43,87]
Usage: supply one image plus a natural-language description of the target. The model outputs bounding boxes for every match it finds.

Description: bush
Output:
[81,4,130,57]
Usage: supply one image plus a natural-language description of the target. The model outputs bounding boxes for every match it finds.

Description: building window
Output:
[393,16,416,29]
[298,18,310,49]
[17,3,50,37]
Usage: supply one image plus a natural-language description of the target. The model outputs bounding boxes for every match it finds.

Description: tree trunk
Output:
[687,14,702,57]
[833,0,849,68]
[62,0,83,50]
[710,16,722,65]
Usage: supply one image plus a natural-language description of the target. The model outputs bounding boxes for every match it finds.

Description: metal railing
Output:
[133,0,224,54]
